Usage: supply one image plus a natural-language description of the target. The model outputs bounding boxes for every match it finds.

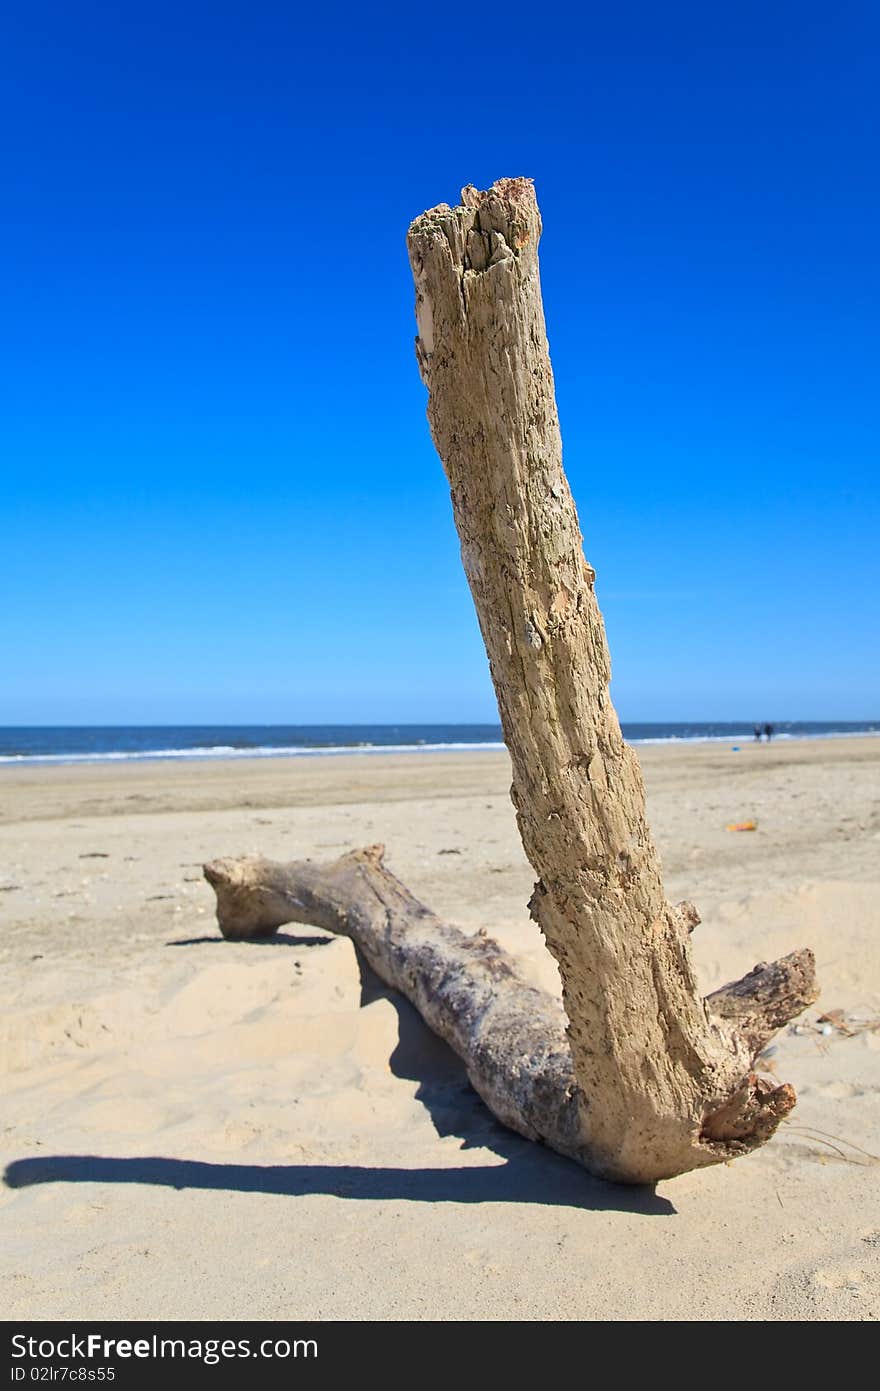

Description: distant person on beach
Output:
[754,725,762,742]
[763,723,774,742]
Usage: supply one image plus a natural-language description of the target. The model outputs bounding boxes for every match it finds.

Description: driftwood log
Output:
[205,179,818,1183]
[204,848,816,1182]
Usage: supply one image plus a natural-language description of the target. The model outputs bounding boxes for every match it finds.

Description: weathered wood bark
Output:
[402,177,818,1181]
[204,849,817,1175]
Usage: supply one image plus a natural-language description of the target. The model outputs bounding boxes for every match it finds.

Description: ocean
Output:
[0,721,876,765]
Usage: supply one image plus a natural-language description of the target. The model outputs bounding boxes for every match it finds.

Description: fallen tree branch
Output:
[204,848,817,1177]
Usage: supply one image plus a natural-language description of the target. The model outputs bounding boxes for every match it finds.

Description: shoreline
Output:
[2,733,880,827]
[0,725,877,769]
[3,728,873,773]
[3,731,880,831]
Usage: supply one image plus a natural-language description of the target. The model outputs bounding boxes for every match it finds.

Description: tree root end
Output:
[702,1074,798,1153]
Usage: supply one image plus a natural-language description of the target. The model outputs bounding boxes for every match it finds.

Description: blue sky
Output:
[2,1,878,724]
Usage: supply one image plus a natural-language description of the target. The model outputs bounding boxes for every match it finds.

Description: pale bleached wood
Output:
[204,849,817,1174]
[403,178,818,1180]
[203,179,818,1185]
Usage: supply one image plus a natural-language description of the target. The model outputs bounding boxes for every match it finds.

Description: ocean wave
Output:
[0,741,509,766]
[0,728,876,765]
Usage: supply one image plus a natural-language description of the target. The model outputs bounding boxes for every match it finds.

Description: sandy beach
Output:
[1,736,878,1320]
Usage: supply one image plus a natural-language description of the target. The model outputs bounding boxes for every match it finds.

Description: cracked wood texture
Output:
[406,178,817,1181]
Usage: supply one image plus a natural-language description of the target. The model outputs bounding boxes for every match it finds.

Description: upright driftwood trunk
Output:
[205,179,817,1185]
[405,179,815,1181]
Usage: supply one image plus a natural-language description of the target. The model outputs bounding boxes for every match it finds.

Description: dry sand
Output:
[1,737,879,1320]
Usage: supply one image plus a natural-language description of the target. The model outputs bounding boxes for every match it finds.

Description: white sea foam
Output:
[0,728,875,766]
[0,741,509,766]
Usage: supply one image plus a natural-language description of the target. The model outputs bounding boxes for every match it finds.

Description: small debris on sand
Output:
[790,1009,880,1039]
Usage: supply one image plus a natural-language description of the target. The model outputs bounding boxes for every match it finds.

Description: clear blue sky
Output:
[2,2,877,724]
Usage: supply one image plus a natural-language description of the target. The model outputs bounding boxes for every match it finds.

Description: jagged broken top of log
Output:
[204,179,818,1184]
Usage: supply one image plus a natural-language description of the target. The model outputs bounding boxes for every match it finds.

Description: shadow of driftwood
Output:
[355,948,509,1147]
[2,1149,672,1214]
[165,932,335,948]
